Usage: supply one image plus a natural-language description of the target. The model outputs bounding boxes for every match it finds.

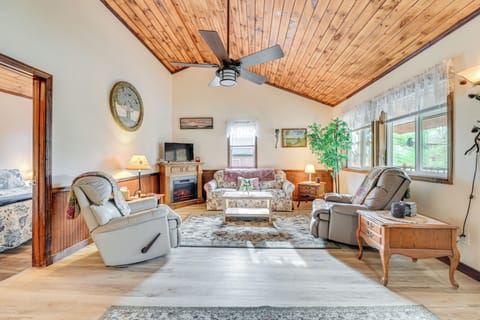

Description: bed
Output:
[0,169,32,253]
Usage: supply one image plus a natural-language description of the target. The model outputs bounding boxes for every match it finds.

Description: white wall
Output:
[172,68,332,170]
[0,93,32,176]
[0,0,173,186]
[334,16,480,270]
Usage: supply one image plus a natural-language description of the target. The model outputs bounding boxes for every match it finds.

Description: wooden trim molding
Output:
[437,257,480,282]
[0,53,53,267]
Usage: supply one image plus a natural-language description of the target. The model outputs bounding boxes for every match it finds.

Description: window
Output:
[341,61,452,182]
[228,122,257,168]
[387,108,448,178]
[348,126,372,170]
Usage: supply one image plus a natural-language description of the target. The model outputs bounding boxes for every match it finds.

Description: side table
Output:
[356,210,460,288]
[297,181,325,207]
[127,193,165,205]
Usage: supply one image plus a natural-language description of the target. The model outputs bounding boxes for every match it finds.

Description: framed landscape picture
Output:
[282,128,307,147]
[179,117,214,129]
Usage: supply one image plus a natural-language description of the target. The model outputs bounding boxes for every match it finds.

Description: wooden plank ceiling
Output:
[0,64,32,99]
[101,0,480,106]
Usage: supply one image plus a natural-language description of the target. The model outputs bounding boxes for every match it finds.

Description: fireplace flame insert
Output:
[171,176,197,203]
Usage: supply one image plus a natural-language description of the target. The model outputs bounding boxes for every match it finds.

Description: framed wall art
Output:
[282,128,307,147]
[109,81,144,131]
[180,117,214,129]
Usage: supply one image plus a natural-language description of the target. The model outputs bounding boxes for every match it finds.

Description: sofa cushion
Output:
[237,177,260,191]
[211,188,236,198]
[224,168,275,182]
[261,188,287,200]
[90,201,122,225]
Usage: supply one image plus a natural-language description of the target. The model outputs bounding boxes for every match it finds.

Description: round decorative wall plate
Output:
[109,81,144,131]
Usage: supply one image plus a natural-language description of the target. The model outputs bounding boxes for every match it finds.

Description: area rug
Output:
[100,305,439,320]
[180,214,340,249]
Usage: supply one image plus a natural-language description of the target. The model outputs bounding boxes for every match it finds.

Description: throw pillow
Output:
[236,176,260,191]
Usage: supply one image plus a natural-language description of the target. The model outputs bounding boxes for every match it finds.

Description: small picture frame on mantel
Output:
[179,117,214,129]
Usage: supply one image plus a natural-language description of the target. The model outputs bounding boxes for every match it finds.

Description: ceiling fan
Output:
[170,29,284,87]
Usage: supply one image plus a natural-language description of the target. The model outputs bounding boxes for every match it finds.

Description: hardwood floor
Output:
[0,241,31,281]
[0,204,478,320]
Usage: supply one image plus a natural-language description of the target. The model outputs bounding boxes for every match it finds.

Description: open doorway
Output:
[0,53,52,269]
[0,64,33,280]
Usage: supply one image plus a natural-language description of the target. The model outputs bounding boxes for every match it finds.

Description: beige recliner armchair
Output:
[310,167,411,245]
[72,175,181,266]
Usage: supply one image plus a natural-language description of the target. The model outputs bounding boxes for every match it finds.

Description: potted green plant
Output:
[307,118,352,193]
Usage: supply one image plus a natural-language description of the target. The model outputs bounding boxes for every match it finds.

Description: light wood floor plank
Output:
[0,204,478,320]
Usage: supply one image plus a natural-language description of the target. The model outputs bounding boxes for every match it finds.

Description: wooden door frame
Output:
[0,53,52,267]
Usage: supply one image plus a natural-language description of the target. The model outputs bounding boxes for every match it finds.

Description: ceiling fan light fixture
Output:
[218,68,238,87]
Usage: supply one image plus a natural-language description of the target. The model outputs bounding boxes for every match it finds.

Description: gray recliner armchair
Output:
[310,167,411,245]
[72,175,181,266]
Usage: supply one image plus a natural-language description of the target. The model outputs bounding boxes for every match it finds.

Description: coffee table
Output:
[222,191,273,223]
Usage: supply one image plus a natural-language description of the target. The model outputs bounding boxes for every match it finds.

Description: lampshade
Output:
[458,65,480,85]
[304,164,316,174]
[126,154,151,170]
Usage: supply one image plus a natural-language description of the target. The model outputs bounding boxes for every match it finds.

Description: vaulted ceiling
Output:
[101,0,480,106]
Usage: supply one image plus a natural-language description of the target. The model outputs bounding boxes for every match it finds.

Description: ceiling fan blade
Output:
[240,69,267,85]
[170,62,218,68]
[208,76,220,87]
[239,45,284,68]
[199,30,231,64]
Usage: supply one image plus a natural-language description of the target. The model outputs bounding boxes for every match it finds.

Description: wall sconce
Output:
[459,65,480,100]
[459,65,480,85]
[274,128,280,148]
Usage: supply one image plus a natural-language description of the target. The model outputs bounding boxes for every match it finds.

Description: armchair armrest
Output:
[282,180,295,197]
[330,203,366,217]
[324,193,352,203]
[127,196,157,213]
[204,179,218,195]
[158,204,182,226]
[93,206,167,234]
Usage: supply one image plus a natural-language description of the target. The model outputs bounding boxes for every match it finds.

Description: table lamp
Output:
[304,164,315,182]
[126,154,151,198]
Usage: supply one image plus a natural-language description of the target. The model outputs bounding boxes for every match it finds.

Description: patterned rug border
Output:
[179,213,341,249]
[100,305,439,320]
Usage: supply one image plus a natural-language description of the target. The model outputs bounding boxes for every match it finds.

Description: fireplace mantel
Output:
[159,162,203,208]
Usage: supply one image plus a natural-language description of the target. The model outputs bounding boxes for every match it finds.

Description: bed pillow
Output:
[0,169,26,190]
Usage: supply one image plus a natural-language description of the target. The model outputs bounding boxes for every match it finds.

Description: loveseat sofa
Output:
[204,168,295,211]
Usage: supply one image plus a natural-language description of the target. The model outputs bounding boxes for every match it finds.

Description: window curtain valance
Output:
[341,60,453,130]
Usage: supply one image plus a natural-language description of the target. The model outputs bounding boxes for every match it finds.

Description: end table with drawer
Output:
[297,181,326,207]
[356,210,460,288]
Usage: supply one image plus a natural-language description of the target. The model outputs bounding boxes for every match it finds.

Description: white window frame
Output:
[227,121,257,168]
[348,125,372,170]
[386,104,451,182]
